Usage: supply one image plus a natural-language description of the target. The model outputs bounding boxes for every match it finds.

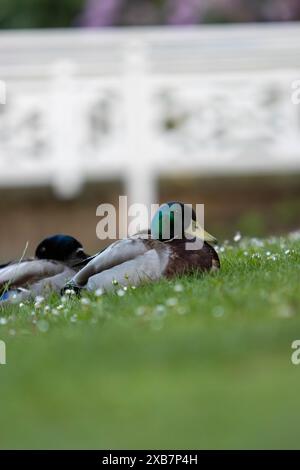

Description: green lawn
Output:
[0,234,300,449]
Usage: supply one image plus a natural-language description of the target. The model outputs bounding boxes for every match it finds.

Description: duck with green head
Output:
[63,202,220,294]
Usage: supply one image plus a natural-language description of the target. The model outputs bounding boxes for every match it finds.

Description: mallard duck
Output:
[63,202,220,294]
[0,234,89,303]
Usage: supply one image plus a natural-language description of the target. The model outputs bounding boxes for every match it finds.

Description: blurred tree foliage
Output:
[0,0,300,29]
[0,0,84,29]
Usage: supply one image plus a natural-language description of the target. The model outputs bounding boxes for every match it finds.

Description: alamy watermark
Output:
[0,80,6,105]
[291,340,300,365]
[0,340,6,365]
[95,197,207,250]
[291,80,300,105]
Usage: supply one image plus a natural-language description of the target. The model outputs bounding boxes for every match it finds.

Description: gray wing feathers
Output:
[72,238,148,287]
[29,267,76,296]
[0,260,65,290]
[86,249,167,292]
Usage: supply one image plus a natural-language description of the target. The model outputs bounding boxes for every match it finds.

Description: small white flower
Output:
[154,305,166,316]
[95,288,104,297]
[44,305,50,313]
[174,283,184,293]
[0,317,8,325]
[19,302,24,308]
[117,289,125,297]
[166,297,178,307]
[285,249,290,255]
[135,306,146,316]
[51,308,59,316]
[266,251,271,256]
[65,288,75,296]
[81,297,90,306]
[56,304,64,310]
[233,232,242,242]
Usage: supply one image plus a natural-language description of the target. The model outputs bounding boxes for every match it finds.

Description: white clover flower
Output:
[0,317,8,325]
[95,288,104,297]
[166,297,178,307]
[81,297,91,306]
[135,306,146,316]
[65,288,76,296]
[174,283,184,293]
[117,289,125,297]
[154,305,166,316]
[233,232,242,242]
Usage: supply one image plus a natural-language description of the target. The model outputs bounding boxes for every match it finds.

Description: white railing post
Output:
[122,40,157,228]
[49,61,84,198]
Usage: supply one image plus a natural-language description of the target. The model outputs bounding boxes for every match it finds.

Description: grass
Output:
[0,234,300,449]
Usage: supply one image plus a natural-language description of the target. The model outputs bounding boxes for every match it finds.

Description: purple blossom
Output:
[166,0,203,25]
[78,0,300,27]
[80,0,124,27]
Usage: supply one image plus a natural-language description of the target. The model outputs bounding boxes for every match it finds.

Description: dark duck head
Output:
[150,201,218,246]
[35,234,89,266]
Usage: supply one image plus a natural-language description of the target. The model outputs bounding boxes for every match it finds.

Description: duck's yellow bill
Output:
[185,221,218,245]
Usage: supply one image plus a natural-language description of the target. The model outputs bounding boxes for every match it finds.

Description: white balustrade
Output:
[0,24,299,208]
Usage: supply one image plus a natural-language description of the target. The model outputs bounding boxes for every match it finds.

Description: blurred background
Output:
[0,0,300,260]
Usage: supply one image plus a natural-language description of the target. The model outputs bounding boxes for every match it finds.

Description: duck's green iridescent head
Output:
[150,201,217,244]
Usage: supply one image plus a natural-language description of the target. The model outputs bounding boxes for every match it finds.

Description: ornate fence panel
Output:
[0,24,300,209]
